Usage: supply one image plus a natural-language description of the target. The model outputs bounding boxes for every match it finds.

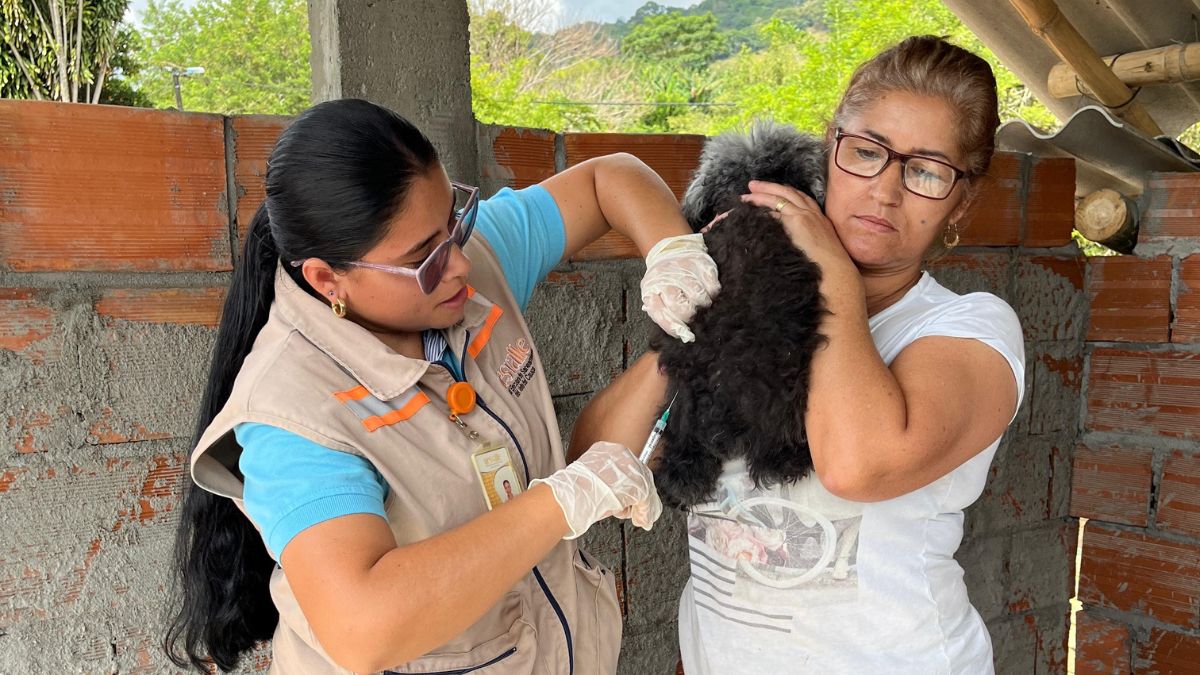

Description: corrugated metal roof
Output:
[945,0,1200,137]
[944,1,1200,193]
[998,106,1200,196]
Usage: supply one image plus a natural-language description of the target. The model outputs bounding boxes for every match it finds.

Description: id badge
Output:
[471,443,523,510]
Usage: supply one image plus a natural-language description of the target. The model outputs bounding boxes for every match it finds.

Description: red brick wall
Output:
[1074,172,1200,673]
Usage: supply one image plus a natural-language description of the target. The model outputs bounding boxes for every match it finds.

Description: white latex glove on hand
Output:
[640,233,720,343]
[531,441,663,540]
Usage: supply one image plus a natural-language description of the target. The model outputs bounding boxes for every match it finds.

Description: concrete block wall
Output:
[1,98,1084,673]
[1071,173,1200,673]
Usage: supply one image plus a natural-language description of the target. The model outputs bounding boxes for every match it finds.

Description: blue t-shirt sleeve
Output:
[473,185,566,311]
[235,422,388,562]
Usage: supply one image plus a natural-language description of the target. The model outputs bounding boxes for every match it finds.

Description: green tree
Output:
[132,0,309,114]
[470,1,630,132]
[0,0,145,104]
[622,11,728,69]
[670,0,1057,136]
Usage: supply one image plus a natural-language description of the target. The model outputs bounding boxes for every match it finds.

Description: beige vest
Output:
[192,238,621,674]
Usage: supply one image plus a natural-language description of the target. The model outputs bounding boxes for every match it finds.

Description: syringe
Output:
[638,394,676,463]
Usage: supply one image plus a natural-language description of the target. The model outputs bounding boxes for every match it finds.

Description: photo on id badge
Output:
[473,444,522,509]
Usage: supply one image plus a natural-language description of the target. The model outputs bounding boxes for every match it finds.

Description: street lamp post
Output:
[168,66,206,111]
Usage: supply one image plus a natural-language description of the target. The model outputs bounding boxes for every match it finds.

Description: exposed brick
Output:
[1073,610,1132,675]
[485,127,557,190]
[564,133,704,260]
[1087,349,1200,441]
[1141,172,1200,240]
[95,288,226,327]
[231,115,290,250]
[563,133,703,200]
[1174,254,1200,344]
[1157,451,1200,539]
[0,100,231,271]
[1070,443,1153,526]
[959,152,1023,247]
[1024,156,1076,248]
[1078,522,1200,628]
[1087,256,1172,342]
[1136,626,1200,674]
[0,288,53,353]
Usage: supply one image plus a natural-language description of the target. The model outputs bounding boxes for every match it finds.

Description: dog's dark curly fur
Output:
[649,122,830,509]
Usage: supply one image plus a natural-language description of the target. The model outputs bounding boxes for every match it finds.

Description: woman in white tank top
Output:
[573,36,1024,674]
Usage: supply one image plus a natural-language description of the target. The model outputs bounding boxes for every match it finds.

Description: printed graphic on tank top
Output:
[687,458,862,632]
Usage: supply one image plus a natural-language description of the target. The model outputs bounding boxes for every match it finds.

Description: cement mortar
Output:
[310,0,478,183]
[1,288,214,457]
[0,440,189,673]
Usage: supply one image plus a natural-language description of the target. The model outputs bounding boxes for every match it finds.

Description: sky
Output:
[125,0,701,28]
[555,0,698,25]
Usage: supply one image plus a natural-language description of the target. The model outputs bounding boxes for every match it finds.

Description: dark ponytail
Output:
[165,99,438,671]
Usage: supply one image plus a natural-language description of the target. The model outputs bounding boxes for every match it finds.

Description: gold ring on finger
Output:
[774,200,787,213]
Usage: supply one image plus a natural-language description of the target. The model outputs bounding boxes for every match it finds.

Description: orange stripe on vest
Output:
[468,304,504,358]
[362,391,431,432]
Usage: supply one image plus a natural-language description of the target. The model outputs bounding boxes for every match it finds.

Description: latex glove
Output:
[640,233,720,343]
[531,442,663,540]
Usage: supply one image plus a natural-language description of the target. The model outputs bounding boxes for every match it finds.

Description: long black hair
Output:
[164,99,439,672]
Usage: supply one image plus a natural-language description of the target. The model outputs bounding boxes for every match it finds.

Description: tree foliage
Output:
[622,12,727,69]
[0,0,146,104]
[470,0,629,131]
[131,0,309,114]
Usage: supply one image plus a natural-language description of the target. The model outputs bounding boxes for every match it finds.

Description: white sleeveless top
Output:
[678,272,1025,675]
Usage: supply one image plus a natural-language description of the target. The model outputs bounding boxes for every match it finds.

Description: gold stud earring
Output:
[943,222,960,249]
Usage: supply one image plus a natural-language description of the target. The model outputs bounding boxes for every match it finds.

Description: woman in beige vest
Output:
[164,99,717,674]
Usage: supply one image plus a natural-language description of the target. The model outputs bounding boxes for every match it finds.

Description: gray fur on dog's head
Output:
[681,121,827,231]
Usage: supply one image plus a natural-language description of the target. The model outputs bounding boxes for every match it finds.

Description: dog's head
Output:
[681,121,827,232]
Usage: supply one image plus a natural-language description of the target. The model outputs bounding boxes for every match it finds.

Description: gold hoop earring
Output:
[331,297,347,318]
[944,223,960,249]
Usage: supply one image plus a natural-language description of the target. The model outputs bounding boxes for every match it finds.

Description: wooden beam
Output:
[1008,0,1163,136]
[1049,43,1200,99]
[1075,188,1139,254]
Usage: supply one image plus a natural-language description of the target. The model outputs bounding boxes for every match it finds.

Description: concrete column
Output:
[308,0,479,182]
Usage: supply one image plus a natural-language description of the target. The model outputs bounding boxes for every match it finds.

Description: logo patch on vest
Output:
[498,338,535,398]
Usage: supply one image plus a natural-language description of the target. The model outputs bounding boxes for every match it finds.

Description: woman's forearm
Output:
[553,153,692,259]
[295,485,569,673]
[804,272,912,495]
[569,353,667,462]
[592,153,692,254]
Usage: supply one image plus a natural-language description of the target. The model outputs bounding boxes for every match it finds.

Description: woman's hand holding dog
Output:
[641,233,721,342]
[741,180,859,286]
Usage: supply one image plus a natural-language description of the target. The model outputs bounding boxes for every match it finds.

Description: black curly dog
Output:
[649,122,830,510]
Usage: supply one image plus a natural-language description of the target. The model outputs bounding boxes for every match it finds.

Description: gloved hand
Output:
[531,442,663,540]
[640,233,720,343]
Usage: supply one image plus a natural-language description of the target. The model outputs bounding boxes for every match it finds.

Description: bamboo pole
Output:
[1008,0,1163,136]
[1048,43,1200,99]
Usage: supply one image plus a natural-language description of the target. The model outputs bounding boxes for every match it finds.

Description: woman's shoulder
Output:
[911,273,1020,329]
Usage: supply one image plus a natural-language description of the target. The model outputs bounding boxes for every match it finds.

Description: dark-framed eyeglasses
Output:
[833,129,966,201]
[291,181,480,295]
